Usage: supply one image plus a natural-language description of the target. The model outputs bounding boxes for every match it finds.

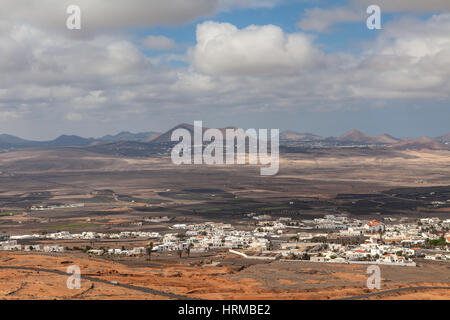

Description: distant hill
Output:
[142,133,162,142]
[151,123,248,144]
[436,133,450,143]
[151,123,196,144]
[45,135,95,147]
[279,131,323,141]
[0,134,95,149]
[0,134,31,145]
[376,134,400,144]
[337,129,399,144]
[338,129,372,142]
[0,131,162,151]
[0,134,36,149]
[392,137,447,150]
[98,131,160,143]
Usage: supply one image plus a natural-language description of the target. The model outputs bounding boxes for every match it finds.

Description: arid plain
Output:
[0,147,449,299]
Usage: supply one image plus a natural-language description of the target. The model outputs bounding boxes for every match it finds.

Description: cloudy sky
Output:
[0,0,449,140]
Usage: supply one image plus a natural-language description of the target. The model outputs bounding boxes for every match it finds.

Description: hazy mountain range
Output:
[0,131,158,150]
[0,126,449,152]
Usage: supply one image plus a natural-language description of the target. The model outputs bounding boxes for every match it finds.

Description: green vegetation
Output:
[428,236,448,247]
[117,194,148,203]
[0,211,21,216]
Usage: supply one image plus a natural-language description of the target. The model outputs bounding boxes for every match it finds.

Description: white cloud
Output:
[191,21,323,76]
[65,113,83,121]
[351,0,450,13]
[297,7,363,32]
[375,14,450,58]
[298,1,450,33]
[0,0,290,38]
[0,0,218,38]
[218,0,283,11]
[347,14,450,99]
[0,110,22,120]
[142,35,176,51]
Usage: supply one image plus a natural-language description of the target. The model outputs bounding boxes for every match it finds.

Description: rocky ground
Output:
[0,252,448,300]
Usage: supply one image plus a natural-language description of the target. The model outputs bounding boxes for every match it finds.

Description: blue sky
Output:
[0,0,449,139]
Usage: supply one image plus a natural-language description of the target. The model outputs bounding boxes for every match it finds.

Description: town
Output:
[2,214,449,266]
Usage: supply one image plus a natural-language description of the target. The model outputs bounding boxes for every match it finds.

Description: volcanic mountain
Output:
[98,131,159,143]
[279,131,323,141]
[0,134,95,149]
[392,137,447,150]
[337,129,400,144]
[151,123,247,144]
[151,123,196,144]
[0,134,36,149]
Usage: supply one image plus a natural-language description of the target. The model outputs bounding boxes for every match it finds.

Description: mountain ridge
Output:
[336,129,400,144]
[0,126,449,151]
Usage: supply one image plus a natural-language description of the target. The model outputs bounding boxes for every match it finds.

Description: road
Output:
[338,285,450,300]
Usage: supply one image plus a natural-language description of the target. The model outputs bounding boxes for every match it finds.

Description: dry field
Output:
[0,148,449,199]
[0,251,448,300]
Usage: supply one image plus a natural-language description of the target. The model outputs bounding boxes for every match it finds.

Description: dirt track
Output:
[339,286,450,300]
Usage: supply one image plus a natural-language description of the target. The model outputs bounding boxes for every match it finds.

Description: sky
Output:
[0,0,449,140]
